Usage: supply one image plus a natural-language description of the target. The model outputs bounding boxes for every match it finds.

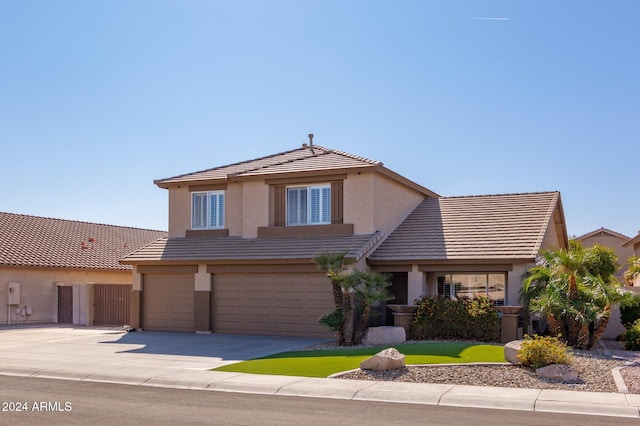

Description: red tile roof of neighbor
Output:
[0,212,167,270]
[121,232,385,264]
[369,192,564,262]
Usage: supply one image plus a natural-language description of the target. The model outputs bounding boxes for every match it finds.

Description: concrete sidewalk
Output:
[0,326,638,419]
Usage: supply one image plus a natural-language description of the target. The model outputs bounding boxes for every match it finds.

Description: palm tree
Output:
[314,251,353,308]
[521,241,631,349]
[352,271,393,344]
[624,256,640,286]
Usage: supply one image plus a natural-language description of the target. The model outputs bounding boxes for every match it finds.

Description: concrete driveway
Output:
[0,325,329,382]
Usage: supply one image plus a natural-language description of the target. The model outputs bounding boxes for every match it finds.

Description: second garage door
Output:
[213,273,333,337]
[143,274,194,332]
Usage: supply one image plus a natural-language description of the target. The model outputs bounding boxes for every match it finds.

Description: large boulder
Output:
[536,364,579,383]
[504,340,523,365]
[361,326,406,346]
[360,348,406,371]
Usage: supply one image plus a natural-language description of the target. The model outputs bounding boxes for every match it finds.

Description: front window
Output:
[286,185,330,225]
[192,191,224,229]
[437,273,505,305]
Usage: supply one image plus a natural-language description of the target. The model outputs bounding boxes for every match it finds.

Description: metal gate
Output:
[94,284,131,326]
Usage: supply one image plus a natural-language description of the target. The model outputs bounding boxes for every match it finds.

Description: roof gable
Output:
[576,227,631,242]
[155,145,381,186]
[0,212,167,270]
[369,192,565,262]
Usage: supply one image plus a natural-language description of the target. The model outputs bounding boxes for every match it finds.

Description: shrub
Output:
[412,295,500,342]
[517,334,573,369]
[620,294,640,329]
[623,319,640,351]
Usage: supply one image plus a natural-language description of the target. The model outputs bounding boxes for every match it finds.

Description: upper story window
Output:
[192,191,224,229]
[286,185,331,226]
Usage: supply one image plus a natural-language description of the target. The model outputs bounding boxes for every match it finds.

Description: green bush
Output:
[517,334,573,369]
[412,295,500,342]
[620,294,640,329]
[623,319,640,351]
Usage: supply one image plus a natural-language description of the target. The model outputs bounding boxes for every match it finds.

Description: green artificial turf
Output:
[213,342,506,378]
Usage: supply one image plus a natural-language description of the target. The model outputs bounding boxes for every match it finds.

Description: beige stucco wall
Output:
[166,170,425,239]
[344,171,424,235]
[226,182,243,236]
[241,180,269,238]
[372,173,425,237]
[0,267,132,325]
[343,172,375,234]
[168,186,191,238]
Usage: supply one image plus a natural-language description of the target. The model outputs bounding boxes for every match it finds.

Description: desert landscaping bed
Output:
[333,340,640,394]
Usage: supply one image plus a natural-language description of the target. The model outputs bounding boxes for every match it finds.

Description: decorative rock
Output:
[361,326,406,346]
[536,364,579,383]
[360,348,406,371]
[504,340,523,365]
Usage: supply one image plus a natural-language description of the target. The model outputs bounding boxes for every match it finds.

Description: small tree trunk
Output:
[566,316,581,347]
[589,315,610,349]
[577,324,590,350]
[568,275,578,300]
[547,314,564,337]
[341,291,354,346]
[353,305,371,345]
[331,282,344,344]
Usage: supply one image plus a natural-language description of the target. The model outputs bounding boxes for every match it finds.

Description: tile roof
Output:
[0,212,167,270]
[155,145,382,186]
[369,192,562,262]
[121,232,385,264]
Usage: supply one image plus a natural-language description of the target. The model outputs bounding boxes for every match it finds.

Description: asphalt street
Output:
[1,376,635,426]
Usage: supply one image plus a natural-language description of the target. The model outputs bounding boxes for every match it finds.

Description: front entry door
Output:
[58,286,73,323]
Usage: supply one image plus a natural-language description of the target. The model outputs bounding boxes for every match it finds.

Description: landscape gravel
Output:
[312,339,640,394]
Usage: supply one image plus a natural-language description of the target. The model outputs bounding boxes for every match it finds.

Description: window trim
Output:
[191,190,225,230]
[285,184,331,226]
[436,272,506,306]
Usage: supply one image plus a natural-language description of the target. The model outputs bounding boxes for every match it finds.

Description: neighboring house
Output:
[575,228,637,339]
[122,142,568,337]
[576,227,634,283]
[623,232,640,287]
[0,212,166,326]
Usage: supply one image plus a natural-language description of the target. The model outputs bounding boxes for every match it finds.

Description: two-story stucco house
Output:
[121,142,568,337]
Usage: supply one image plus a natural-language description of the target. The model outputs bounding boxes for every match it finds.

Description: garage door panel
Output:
[213,273,333,337]
[143,274,194,332]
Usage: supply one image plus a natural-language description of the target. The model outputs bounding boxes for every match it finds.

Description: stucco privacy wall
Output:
[1,268,131,324]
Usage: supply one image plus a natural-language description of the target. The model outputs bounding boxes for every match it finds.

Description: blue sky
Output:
[1,1,638,239]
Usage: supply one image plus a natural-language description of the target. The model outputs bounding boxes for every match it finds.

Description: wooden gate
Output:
[57,286,73,323]
[94,284,131,326]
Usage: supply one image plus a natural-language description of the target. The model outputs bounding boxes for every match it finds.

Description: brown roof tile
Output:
[0,212,167,270]
[155,145,382,186]
[369,192,562,262]
[121,232,384,264]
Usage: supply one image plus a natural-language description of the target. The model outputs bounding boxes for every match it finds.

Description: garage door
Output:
[213,273,333,337]
[143,274,194,332]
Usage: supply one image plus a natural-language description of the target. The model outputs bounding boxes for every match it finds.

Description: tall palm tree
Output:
[314,251,354,345]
